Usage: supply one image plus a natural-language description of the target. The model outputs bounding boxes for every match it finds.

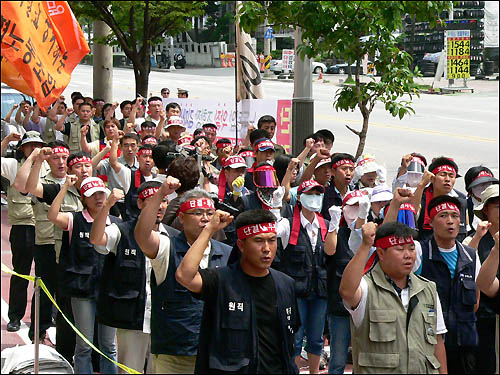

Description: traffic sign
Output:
[282,49,294,71]
[264,27,274,39]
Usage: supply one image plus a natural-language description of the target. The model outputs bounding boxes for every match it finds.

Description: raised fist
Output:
[361,222,378,246]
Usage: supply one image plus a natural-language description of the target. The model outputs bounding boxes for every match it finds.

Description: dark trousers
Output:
[55,267,76,366]
[446,347,477,374]
[473,316,497,374]
[28,244,57,340]
[8,225,35,322]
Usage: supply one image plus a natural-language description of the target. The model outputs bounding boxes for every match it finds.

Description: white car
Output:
[269,59,327,75]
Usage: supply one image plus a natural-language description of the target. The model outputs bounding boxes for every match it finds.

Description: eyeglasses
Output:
[184,210,216,218]
[162,91,170,95]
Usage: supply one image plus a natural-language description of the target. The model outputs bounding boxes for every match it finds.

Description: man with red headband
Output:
[175,208,300,373]
[416,156,468,242]
[340,221,448,374]
[111,141,156,220]
[134,186,231,373]
[90,178,180,374]
[412,195,481,373]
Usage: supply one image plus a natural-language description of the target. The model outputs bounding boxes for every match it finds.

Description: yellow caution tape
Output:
[2,263,141,374]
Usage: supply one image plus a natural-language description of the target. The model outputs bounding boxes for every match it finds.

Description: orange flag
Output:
[1,1,90,111]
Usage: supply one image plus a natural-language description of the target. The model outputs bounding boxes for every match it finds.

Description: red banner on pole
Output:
[1,1,90,111]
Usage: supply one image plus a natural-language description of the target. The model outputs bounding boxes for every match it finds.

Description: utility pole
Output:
[92,20,113,102]
[169,36,176,70]
[291,27,313,155]
[264,21,272,77]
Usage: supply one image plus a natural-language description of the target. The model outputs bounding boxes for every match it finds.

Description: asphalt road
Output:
[63,65,499,192]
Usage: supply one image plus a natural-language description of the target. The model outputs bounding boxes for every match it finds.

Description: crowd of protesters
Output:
[1,88,499,375]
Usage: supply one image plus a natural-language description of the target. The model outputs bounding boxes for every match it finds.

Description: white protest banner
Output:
[282,49,295,71]
[162,98,292,152]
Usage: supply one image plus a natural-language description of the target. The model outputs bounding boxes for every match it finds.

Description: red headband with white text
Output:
[68,156,91,168]
[374,235,414,249]
[429,202,460,220]
[237,222,277,240]
[179,198,215,213]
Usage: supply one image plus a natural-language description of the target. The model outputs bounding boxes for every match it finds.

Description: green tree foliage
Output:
[238,1,450,158]
[70,1,206,96]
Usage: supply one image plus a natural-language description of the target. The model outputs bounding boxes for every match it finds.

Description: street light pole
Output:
[292,27,313,155]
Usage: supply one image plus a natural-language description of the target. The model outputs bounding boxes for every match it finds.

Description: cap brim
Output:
[468,176,499,189]
[301,185,325,194]
[257,146,275,152]
[83,187,110,198]
[21,138,46,146]
[371,192,393,203]
[315,160,331,169]
[227,162,247,169]
[166,124,186,130]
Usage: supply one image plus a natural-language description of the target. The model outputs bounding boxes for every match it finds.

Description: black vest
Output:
[326,226,353,315]
[195,263,299,374]
[150,232,231,356]
[281,217,329,299]
[97,220,180,330]
[476,232,498,318]
[417,188,468,242]
[419,238,478,349]
[124,169,147,221]
[321,180,343,221]
[59,212,120,299]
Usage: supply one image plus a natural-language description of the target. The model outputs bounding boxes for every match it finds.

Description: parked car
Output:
[327,62,363,74]
[269,59,327,75]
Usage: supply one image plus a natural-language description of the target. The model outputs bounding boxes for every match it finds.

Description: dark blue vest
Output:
[476,232,498,317]
[326,226,352,315]
[417,188,468,242]
[123,169,145,221]
[419,238,478,349]
[281,217,329,299]
[321,180,343,221]
[150,232,231,356]
[59,212,120,299]
[195,263,299,374]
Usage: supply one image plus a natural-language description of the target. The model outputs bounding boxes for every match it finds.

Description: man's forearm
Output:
[26,160,44,197]
[13,157,34,193]
[435,335,447,374]
[339,242,371,300]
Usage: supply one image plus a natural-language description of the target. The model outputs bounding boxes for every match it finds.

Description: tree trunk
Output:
[134,60,150,97]
[355,113,370,159]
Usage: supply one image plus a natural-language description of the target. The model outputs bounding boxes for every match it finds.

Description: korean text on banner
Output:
[444,30,471,80]
[1,1,90,111]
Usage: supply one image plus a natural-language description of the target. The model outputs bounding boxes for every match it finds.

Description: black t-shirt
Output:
[197,268,285,373]
[39,183,62,205]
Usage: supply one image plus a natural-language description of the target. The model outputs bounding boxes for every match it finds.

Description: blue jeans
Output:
[294,296,328,357]
[327,313,351,374]
[71,297,117,374]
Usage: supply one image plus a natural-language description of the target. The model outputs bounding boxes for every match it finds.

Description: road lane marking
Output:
[315,114,498,143]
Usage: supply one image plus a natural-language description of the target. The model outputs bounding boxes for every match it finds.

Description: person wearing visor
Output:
[242,163,287,219]
[462,184,499,374]
[393,153,428,191]
[244,138,275,191]
[278,180,337,374]
[48,176,120,374]
[1,131,46,334]
[368,184,394,223]
[352,154,386,192]
[340,221,447,374]
[464,166,498,234]
[416,156,468,242]
[175,208,300,373]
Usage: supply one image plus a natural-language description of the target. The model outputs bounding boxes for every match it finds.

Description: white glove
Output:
[328,205,342,232]
[358,195,370,220]
[270,208,282,221]
[377,165,387,184]
[270,186,285,208]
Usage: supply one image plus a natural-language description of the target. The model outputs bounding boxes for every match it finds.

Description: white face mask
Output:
[407,172,423,188]
[300,193,323,212]
[343,205,360,225]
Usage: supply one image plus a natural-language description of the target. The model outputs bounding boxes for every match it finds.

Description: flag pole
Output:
[234,0,239,146]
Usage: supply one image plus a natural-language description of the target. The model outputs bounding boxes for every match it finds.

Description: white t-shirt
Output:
[150,234,212,286]
[1,157,50,185]
[344,277,447,335]
[115,165,155,194]
[96,223,169,334]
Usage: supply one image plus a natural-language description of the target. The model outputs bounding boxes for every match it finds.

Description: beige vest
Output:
[64,117,100,154]
[7,160,35,226]
[33,172,64,245]
[42,118,57,144]
[48,184,83,262]
[351,263,441,374]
